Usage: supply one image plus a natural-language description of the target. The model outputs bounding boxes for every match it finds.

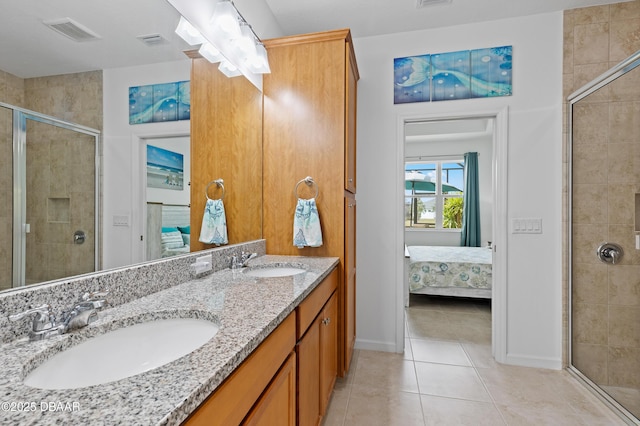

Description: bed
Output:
[406,245,492,299]
[160,205,191,258]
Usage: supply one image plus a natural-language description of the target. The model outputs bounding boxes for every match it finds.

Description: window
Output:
[405,159,464,229]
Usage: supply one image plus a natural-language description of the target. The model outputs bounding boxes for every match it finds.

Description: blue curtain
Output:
[460,152,481,247]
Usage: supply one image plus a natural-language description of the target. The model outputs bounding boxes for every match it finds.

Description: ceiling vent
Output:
[43,18,101,42]
[416,0,452,8]
[137,34,168,47]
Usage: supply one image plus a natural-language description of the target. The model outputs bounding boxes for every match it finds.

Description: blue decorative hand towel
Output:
[199,199,228,246]
[293,198,323,248]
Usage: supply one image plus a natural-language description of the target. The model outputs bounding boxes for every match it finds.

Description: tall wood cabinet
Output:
[263,29,359,376]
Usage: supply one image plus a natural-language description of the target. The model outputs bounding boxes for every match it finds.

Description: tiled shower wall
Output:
[563,0,640,384]
[0,69,102,289]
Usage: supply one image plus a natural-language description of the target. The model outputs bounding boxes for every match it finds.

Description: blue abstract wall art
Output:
[394,46,512,104]
[129,80,191,124]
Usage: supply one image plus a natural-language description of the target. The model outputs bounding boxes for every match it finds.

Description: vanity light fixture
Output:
[218,60,242,78]
[171,0,270,90]
[175,16,206,46]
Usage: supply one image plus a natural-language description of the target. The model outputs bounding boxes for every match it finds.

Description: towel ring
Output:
[205,179,225,201]
[294,176,319,200]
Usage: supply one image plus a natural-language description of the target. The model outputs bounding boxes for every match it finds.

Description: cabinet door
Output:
[297,316,321,426]
[320,292,338,414]
[244,352,296,426]
[345,42,357,194]
[344,196,356,373]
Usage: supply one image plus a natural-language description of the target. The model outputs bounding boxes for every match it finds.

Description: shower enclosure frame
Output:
[1,101,101,288]
[567,50,640,425]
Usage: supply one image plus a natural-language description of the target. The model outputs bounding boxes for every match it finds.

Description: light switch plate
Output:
[511,217,542,234]
[113,215,130,227]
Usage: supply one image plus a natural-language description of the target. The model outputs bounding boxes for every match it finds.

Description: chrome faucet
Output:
[9,291,108,341]
[8,304,57,340]
[230,252,258,269]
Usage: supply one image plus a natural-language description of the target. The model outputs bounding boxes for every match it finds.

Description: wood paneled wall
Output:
[190,58,263,251]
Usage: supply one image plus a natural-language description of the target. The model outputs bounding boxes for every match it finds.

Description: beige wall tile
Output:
[572,102,609,146]
[610,64,640,102]
[573,302,609,344]
[574,22,610,65]
[608,184,635,225]
[610,18,640,61]
[611,0,640,21]
[609,224,640,265]
[574,5,611,25]
[609,265,640,305]
[573,63,611,101]
[609,101,640,145]
[572,342,609,384]
[572,224,607,264]
[572,184,608,224]
[572,262,608,304]
[608,306,640,347]
[608,346,640,387]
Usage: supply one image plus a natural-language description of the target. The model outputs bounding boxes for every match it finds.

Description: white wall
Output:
[353,12,563,368]
[102,60,191,269]
[404,134,493,247]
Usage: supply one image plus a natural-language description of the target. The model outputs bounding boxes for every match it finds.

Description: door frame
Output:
[131,129,190,264]
[395,107,509,362]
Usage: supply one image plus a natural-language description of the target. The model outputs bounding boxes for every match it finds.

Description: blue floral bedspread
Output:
[407,246,492,292]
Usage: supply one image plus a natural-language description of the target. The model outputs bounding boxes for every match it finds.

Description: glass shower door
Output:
[22,118,97,284]
[0,105,13,291]
[569,53,640,421]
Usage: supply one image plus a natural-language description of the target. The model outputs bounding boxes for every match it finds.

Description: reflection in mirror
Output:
[0,0,263,293]
[0,103,100,291]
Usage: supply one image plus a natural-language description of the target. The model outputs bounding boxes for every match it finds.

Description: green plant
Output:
[443,197,463,228]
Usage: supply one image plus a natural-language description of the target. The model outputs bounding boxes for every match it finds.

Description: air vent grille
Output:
[137,34,168,46]
[43,18,101,42]
[417,0,452,8]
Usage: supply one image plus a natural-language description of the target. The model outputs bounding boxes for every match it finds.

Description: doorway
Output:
[396,109,508,362]
[132,133,190,263]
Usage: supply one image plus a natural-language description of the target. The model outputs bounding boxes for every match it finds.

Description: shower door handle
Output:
[597,243,623,265]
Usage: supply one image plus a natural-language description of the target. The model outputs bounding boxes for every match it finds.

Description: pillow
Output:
[181,233,191,246]
[177,225,190,235]
[162,226,179,233]
[161,230,184,249]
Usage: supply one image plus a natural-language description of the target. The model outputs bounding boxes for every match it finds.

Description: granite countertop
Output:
[0,255,339,426]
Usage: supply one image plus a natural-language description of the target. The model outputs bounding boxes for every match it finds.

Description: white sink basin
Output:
[24,318,219,390]
[243,266,307,278]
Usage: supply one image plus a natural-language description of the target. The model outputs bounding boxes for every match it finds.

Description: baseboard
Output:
[505,353,563,370]
[354,338,399,353]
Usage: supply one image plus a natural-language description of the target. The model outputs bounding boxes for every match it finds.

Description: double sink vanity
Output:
[0,240,339,425]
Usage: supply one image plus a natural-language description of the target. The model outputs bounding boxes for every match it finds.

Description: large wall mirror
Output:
[0,0,263,293]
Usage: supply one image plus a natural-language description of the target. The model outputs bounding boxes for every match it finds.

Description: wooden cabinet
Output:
[263,28,359,378]
[344,195,356,373]
[319,293,338,414]
[183,314,296,426]
[296,269,338,426]
[243,352,296,426]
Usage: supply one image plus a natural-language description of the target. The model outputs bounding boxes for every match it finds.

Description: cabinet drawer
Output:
[296,268,338,340]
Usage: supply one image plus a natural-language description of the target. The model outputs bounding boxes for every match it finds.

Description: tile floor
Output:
[322,294,628,426]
